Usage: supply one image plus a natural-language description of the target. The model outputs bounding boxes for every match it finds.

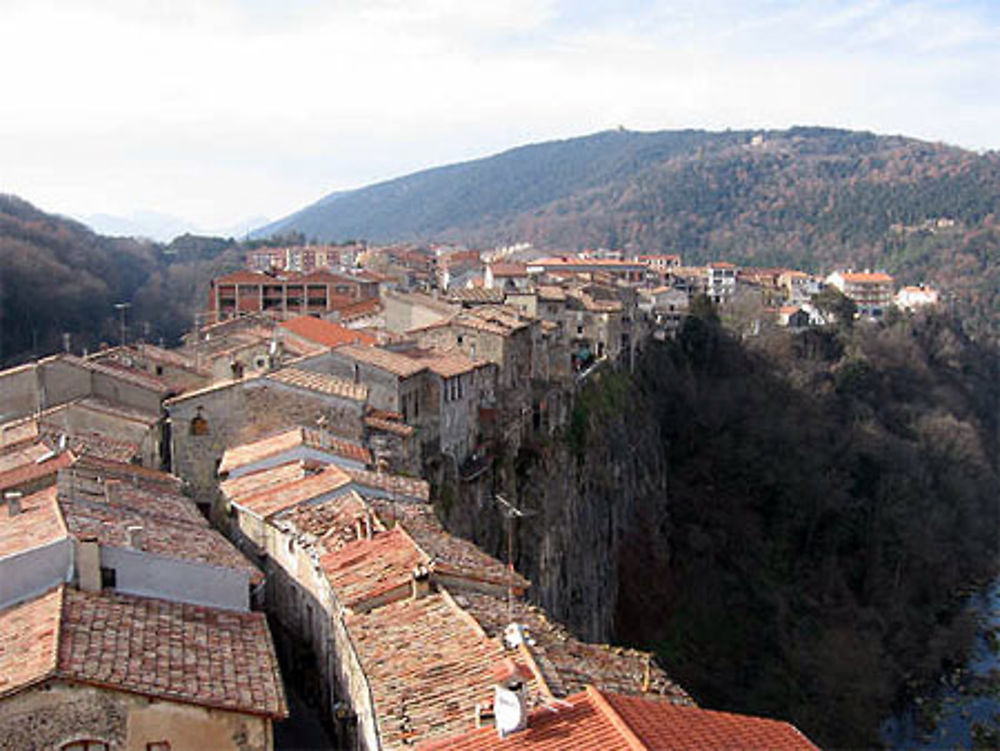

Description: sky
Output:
[1,0,999,236]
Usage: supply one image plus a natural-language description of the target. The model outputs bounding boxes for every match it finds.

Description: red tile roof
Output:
[343,466,431,502]
[491,262,528,277]
[280,316,377,348]
[219,426,371,476]
[0,486,67,560]
[335,344,428,378]
[0,585,286,716]
[231,465,352,520]
[840,271,893,284]
[320,525,426,609]
[267,367,369,402]
[0,448,74,493]
[419,686,818,750]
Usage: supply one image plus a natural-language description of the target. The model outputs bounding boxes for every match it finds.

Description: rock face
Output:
[438,367,663,643]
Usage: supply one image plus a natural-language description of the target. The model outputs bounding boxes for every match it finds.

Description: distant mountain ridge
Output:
[258,126,1000,336]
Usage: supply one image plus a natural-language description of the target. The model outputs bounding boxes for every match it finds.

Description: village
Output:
[0,239,940,750]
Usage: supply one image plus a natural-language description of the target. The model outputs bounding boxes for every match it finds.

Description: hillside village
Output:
[0,239,943,750]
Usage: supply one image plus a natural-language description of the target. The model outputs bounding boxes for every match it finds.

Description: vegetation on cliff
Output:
[609,308,1000,747]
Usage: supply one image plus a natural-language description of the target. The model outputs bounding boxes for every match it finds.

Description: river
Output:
[881,579,1000,749]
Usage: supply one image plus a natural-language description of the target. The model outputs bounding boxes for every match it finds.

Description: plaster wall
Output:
[0,537,73,608]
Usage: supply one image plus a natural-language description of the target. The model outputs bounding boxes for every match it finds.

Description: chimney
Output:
[76,536,101,593]
[5,491,23,517]
[411,563,432,600]
[492,658,532,738]
[126,525,144,550]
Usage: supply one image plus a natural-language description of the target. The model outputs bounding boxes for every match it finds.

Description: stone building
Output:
[0,585,286,751]
[164,367,368,509]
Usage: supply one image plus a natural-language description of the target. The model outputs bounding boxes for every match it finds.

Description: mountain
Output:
[84,211,270,243]
[0,195,243,365]
[258,125,1000,336]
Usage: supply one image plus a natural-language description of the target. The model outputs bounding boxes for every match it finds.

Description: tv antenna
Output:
[492,493,535,624]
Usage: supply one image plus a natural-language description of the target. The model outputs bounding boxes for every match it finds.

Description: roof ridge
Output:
[585,685,650,750]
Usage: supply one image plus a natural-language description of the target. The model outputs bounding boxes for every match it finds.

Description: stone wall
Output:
[0,681,272,751]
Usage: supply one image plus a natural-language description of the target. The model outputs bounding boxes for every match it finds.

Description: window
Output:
[155,365,164,376]
[147,744,171,751]
[62,742,109,751]
[189,408,209,436]
[100,567,116,589]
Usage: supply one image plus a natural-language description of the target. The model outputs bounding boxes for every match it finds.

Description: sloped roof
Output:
[0,585,287,717]
[418,686,818,750]
[0,486,67,560]
[267,367,369,402]
[231,465,352,520]
[219,426,371,476]
[280,316,377,348]
[335,344,428,378]
[319,525,425,609]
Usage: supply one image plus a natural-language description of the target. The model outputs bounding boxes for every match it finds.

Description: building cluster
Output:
[11,240,952,749]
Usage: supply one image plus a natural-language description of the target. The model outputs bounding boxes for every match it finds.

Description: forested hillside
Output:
[0,195,242,365]
[263,126,1000,336]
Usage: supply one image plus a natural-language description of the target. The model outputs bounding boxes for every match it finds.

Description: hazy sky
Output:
[2,0,999,232]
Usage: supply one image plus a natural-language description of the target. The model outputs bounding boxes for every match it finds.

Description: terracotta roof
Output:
[839,271,894,283]
[219,426,371,476]
[536,286,568,302]
[0,586,61,699]
[346,592,502,748]
[40,428,140,464]
[0,449,74,493]
[530,258,645,270]
[707,261,736,270]
[491,262,528,277]
[276,490,369,547]
[400,348,482,378]
[364,415,415,437]
[0,442,57,474]
[419,686,817,750]
[68,455,182,492]
[335,297,384,321]
[335,344,428,378]
[320,525,426,609]
[15,585,287,717]
[448,288,505,305]
[232,465,352,520]
[267,367,369,402]
[221,461,312,503]
[343,467,430,502]
[59,492,263,584]
[0,486,67,560]
[80,357,172,393]
[214,269,273,285]
[280,316,377,348]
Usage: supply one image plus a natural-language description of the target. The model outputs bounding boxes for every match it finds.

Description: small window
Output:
[155,365,164,376]
[100,567,116,589]
[189,408,209,436]
[62,742,110,751]
[147,743,171,751]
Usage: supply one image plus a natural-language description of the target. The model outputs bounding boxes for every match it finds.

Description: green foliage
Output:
[614,311,999,748]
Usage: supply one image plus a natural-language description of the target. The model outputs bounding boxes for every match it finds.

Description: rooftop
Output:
[0,486,67,560]
[0,585,287,717]
[219,426,371,476]
[418,686,818,750]
[335,344,428,379]
[267,367,370,402]
[231,465,352,520]
[280,316,377,349]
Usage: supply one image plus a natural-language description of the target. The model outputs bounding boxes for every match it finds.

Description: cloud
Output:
[0,0,998,228]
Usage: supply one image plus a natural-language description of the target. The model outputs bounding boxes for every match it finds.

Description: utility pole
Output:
[113,302,131,347]
[493,494,534,624]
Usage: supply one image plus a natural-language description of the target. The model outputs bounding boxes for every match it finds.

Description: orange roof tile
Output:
[320,525,426,609]
[343,466,430,502]
[56,586,286,717]
[491,262,528,277]
[335,344,428,378]
[221,460,311,503]
[0,449,74,493]
[232,465,352,519]
[839,271,894,283]
[0,486,67,560]
[419,686,818,750]
[267,367,369,401]
[219,426,371,476]
[280,316,377,348]
[364,415,415,437]
[0,586,61,699]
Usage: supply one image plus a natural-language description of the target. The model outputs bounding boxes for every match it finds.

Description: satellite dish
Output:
[494,685,527,738]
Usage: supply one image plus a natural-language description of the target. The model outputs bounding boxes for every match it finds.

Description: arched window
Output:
[61,742,110,751]
[189,407,209,436]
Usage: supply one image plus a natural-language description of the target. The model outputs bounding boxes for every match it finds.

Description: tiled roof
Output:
[0,486,67,560]
[280,316,377,348]
[364,416,415,437]
[219,426,371,475]
[335,297,384,321]
[400,348,481,378]
[80,357,172,393]
[0,442,59,474]
[343,467,430,502]
[68,455,183,492]
[232,465,352,520]
[454,591,688,703]
[530,257,645,270]
[418,686,818,750]
[346,592,502,748]
[335,344,428,378]
[447,288,505,304]
[39,428,139,464]
[58,488,262,584]
[214,269,274,284]
[276,490,370,548]
[490,262,528,277]
[0,449,74,493]
[536,286,568,302]
[840,271,894,283]
[0,586,61,699]
[320,525,425,609]
[221,461,312,503]
[54,586,287,717]
[603,691,818,750]
[267,367,369,402]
